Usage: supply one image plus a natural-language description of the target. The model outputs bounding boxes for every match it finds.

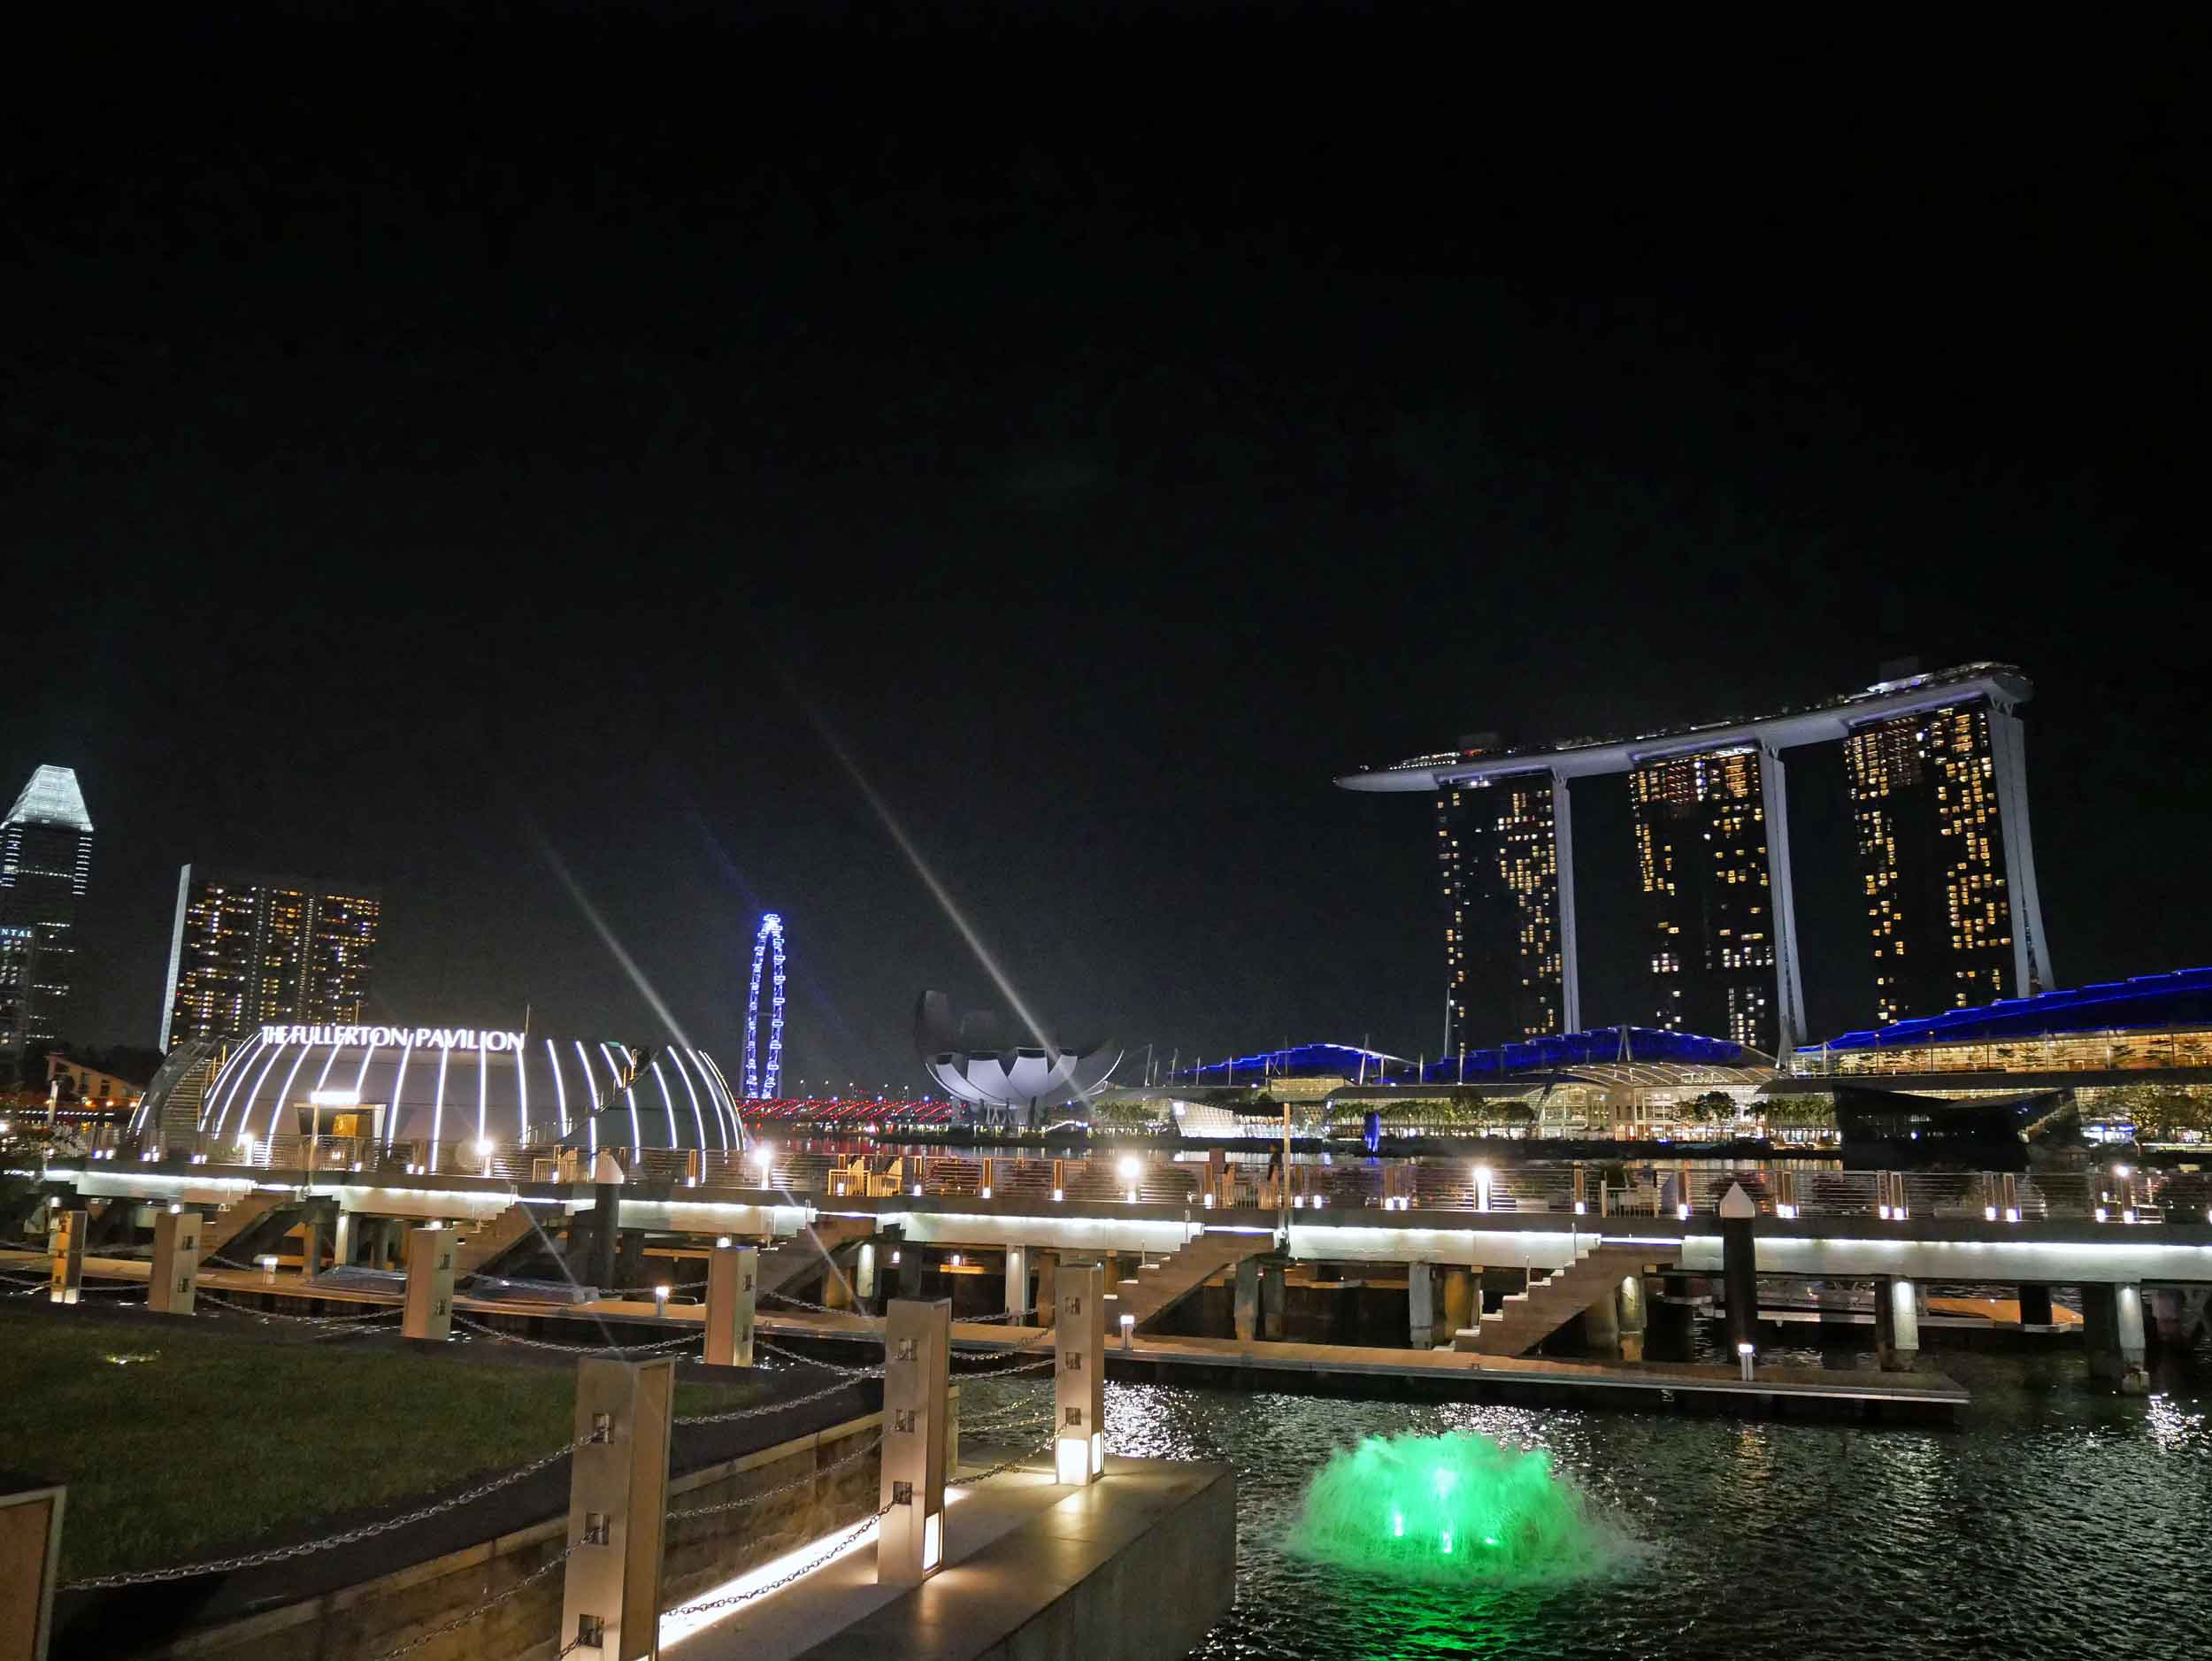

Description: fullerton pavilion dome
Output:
[177,1022,746,1159]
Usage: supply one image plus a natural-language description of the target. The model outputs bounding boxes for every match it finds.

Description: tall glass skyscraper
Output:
[1846,698,2023,1023]
[1436,772,1565,1054]
[0,765,95,1062]
[159,866,381,1049]
[1629,748,1778,1051]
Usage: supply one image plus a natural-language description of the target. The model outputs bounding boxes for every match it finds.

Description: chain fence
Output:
[675,1370,879,1426]
[668,1432,887,1520]
[453,1313,701,1357]
[58,1436,589,1591]
[657,1497,899,1626]
[197,1291,403,1327]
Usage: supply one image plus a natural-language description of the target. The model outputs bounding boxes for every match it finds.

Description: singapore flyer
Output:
[742,911,787,1099]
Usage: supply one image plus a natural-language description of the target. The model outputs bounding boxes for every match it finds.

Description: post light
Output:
[168,1203,182,1215]
[949,1253,963,1267]
[257,1253,280,1281]
[1121,1311,1135,1350]
[980,1186,991,1199]
[654,1284,672,1312]
[913,1183,924,1197]
[2005,1207,2020,1223]
[2094,1206,2108,1222]
[1878,1204,1892,1220]
[716,1235,733,1249]
[1985,1205,1997,1221]
[1472,1163,1492,1214]
[1202,1191,1213,1209]
[1676,1203,1691,1221]
[1737,1342,1755,1382]
[1053,1188,1064,1203]
[2123,1208,2137,1224]
[1573,1200,1586,1216]
[2114,1164,2131,1180]
[890,1250,901,1265]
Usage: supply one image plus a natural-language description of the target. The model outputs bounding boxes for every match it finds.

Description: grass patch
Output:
[0,1319,768,1580]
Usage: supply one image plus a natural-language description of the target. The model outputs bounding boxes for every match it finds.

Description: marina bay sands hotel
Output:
[1337,662,2053,1059]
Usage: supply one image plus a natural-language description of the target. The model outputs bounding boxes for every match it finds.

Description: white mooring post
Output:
[402,1224,455,1341]
[878,1297,950,1588]
[703,1242,757,1367]
[561,1356,676,1661]
[1055,1263,1106,1485]
[48,1208,86,1306]
[147,1206,203,1315]
[1002,1243,1029,1319]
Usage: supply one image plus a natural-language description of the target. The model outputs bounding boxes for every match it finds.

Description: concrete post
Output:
[588,1180,620,1288]
[1581,1287,1621,1357]
[821,1263,853,1312]
[2081,1281,2149,1393]
[1261,1261,1286,1340]
[48,1208,85,1306]
[1233,1257,1259,1342]
[1407,1261,1435,1350]
[402,1225,455,1342]
[878,1297,951,1587]
[703,1244,756,1368]
[856,1242,878,1303]
[1441,1267,1474,1339]
[1873,1274,1919,1372]
[560,1357,675,1661]
[1055,1265,1105,1486]
[1034,1252,1058,1328]
[298,1211,326,1281]
[2017,1283,2055,1326]
[1003,1244,1029,1319]
[1617,1272,1647,1361]
[331,1211,355,1271]
[147,1207,203,1316]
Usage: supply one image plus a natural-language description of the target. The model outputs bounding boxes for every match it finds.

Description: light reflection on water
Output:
[959,1342,2212,1659]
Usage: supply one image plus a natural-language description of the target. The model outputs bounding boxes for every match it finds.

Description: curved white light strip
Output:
[476,1042,489,1146]
[697,1050,747,1150]
[430,1043,451,1172]
[308,1041,344,1100]
[385,1041,412,1149]
[233,1042,288,1153]
[572,1041,600,1153]
[546,1038,571,1136]
[650,1058,690,1149]
[516,1041,531,1142]
[262,1041,315,1142]
[597,1042,643,1148]
[665,1048,721,1150]
[204,1032,271,1138]
[349,1039,380,1098]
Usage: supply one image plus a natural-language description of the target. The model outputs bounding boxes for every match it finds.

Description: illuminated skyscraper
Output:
[1437,771,1569,1053]
[1847,697,2038,1022]
[1629,748,1782,1052]
[0,765,95,1062]
[159,866,381,1050]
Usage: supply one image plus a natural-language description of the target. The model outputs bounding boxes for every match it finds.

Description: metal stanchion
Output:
[877,1297,950,1587]
[147,1206,203,1315]
[703,1242,757,1368]
[1055,1264,1105,1485]
[402,1224,455,1341]
[560,1357,676,1658]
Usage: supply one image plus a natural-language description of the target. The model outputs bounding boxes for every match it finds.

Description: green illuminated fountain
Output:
[1289,1431,1627,1582]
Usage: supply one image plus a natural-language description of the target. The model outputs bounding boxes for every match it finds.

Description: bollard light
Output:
[913,1183,924,1197]
[1053,1188,1064,1203]
[1573,1200,1587,1216]
[1737,1342,1755,1382]
[949,1253,962,1267]
[1677,1203,1691,1221]
[1984,1205,1997,1221]
[1878,1204,1892,1220]
[654,1284,671,1311]
[1472,1164,1493,1214]
[716,1234,733,1248]
[2095,1206,2108,1222]
[1121,1312,1135,1350]
[1202,1192,1213,1209]
[258,1253,280,1280]
[2005,1207,2020,1222]
[2123,1208,2138,1225]
[980,1186,991,1199]
[890,1250,901,1265]
[168,1203,182,1214]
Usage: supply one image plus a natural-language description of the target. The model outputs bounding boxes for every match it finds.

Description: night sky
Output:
[7,7,2208,1087]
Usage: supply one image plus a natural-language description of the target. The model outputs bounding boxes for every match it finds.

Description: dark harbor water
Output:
[961,1334,2212,1659]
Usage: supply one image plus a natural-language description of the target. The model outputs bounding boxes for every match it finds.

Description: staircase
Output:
[1455,1240,1671,1357]
[756,1216,879,1301]
[199,1193,291,1266]
[453,1203,541,1279]
[1110,1231,1274,1333]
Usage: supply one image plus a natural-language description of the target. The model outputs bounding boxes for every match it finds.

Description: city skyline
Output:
[0,765,95,1070]
[158,865,382,1051]
[4,12,2204,1087]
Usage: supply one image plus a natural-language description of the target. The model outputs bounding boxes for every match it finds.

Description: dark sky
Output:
[6,6,2208,1086]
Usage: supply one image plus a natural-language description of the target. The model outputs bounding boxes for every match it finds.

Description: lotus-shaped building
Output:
[914,991,1121,1128]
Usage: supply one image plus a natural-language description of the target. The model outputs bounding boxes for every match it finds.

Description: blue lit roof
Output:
[1803,967,2212,1052]
[1171,1027,1744,1085]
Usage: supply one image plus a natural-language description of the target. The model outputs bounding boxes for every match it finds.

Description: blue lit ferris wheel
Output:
[742,912,787,1099]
